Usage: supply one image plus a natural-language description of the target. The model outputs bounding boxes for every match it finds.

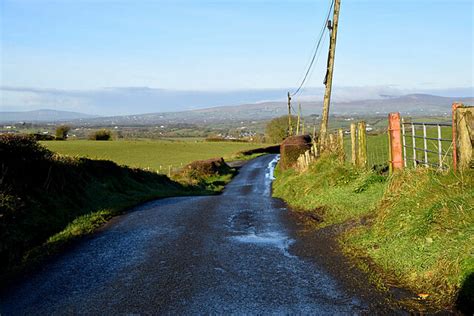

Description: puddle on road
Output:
[230,155,294,258]
[263,155,280,196]
[265,155,280,181]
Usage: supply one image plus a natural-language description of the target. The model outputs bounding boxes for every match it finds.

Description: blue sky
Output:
[0,0,473,114]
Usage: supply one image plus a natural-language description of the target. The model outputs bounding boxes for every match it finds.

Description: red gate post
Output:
[388,112,403,171]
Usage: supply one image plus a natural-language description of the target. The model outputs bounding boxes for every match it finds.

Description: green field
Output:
[41,140,266,171]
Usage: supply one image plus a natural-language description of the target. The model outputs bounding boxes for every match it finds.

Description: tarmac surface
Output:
[1,154,379,314]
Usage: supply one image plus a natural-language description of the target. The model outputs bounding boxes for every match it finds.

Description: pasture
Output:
[41,139,265,171]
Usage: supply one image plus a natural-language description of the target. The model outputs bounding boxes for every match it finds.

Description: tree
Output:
[265,115,298,143]
[55,125,71,140]
[89,129,112,141]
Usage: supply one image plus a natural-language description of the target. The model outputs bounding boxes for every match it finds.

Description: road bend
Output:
[1,155,373,314]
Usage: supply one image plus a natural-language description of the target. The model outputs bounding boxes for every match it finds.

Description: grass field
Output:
[42,139,266,171]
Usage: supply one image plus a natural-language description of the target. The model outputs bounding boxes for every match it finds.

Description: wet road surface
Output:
[1,155,374,314]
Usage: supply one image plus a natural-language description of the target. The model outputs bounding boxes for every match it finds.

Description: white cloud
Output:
[1,85,472,115]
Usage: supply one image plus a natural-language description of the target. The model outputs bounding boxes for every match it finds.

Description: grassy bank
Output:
[0,135,238,283]
[41,139,266,171]
[273,155,473,311]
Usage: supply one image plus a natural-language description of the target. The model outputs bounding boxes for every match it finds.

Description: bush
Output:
[0,134,52,165]
[31,133,55,141]
[89,129,112,140]
[55,125,70,140]
[0,135,186,282]
[182,158,232,179]
[279,135,312,170]
[265,115,298,143]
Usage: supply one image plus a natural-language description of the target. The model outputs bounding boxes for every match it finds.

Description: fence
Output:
[343,130,389,168]
[400,120,453,170]
[295,103,472,173]
[388,103,473,172]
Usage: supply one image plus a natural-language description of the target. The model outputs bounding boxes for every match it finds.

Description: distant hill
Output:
[2,94,471,126]
[77,94,473,126]
[0,109,98,123]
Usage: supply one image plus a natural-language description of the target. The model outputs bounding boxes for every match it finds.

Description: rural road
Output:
[1,155,377,314]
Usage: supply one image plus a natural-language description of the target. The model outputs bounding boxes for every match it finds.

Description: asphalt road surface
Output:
[1,155,375,314]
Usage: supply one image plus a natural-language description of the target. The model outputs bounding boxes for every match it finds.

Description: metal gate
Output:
[401,119,453,169]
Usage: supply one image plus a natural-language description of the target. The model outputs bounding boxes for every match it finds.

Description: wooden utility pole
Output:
[320,0,341,147]
[287,92,293,136]
[296,103,301,135]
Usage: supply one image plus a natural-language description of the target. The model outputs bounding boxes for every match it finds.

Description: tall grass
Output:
[273,155,473,310]
[273,154,387,226]
[344,168,473,308]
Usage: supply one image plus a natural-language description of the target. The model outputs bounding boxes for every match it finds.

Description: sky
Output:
[1,0,473,115]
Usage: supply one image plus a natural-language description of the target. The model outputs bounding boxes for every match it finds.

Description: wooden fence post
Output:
[357,121,367,168]
[329,133,335,152]
[350,123,357,165]
[388,112,403,171]
[337,128,345,162]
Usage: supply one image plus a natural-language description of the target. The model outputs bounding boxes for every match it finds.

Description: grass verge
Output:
[0,135,238,285]
[273,154,473,312]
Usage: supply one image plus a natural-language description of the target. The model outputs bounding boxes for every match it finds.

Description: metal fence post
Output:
[388,113,403,171]
[437,124,443,169]
[422,124,428,167]
[401,118,407,168]
[411,123,417,168]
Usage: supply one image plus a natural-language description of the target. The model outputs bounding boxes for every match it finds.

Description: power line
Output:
[297,28,329,97]
[295,0,333,84]
[290,30,329,109]
[291,0,334,97]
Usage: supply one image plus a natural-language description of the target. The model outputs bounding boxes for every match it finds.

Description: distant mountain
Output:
[0,109,98,123]
[2,94,471,126]
[76,94,473,126]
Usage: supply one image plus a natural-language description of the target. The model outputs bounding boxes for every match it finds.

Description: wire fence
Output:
[343,130,389,168]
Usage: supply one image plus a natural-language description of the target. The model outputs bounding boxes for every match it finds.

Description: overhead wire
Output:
[291,0,334,97]
[296,27,329,98]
